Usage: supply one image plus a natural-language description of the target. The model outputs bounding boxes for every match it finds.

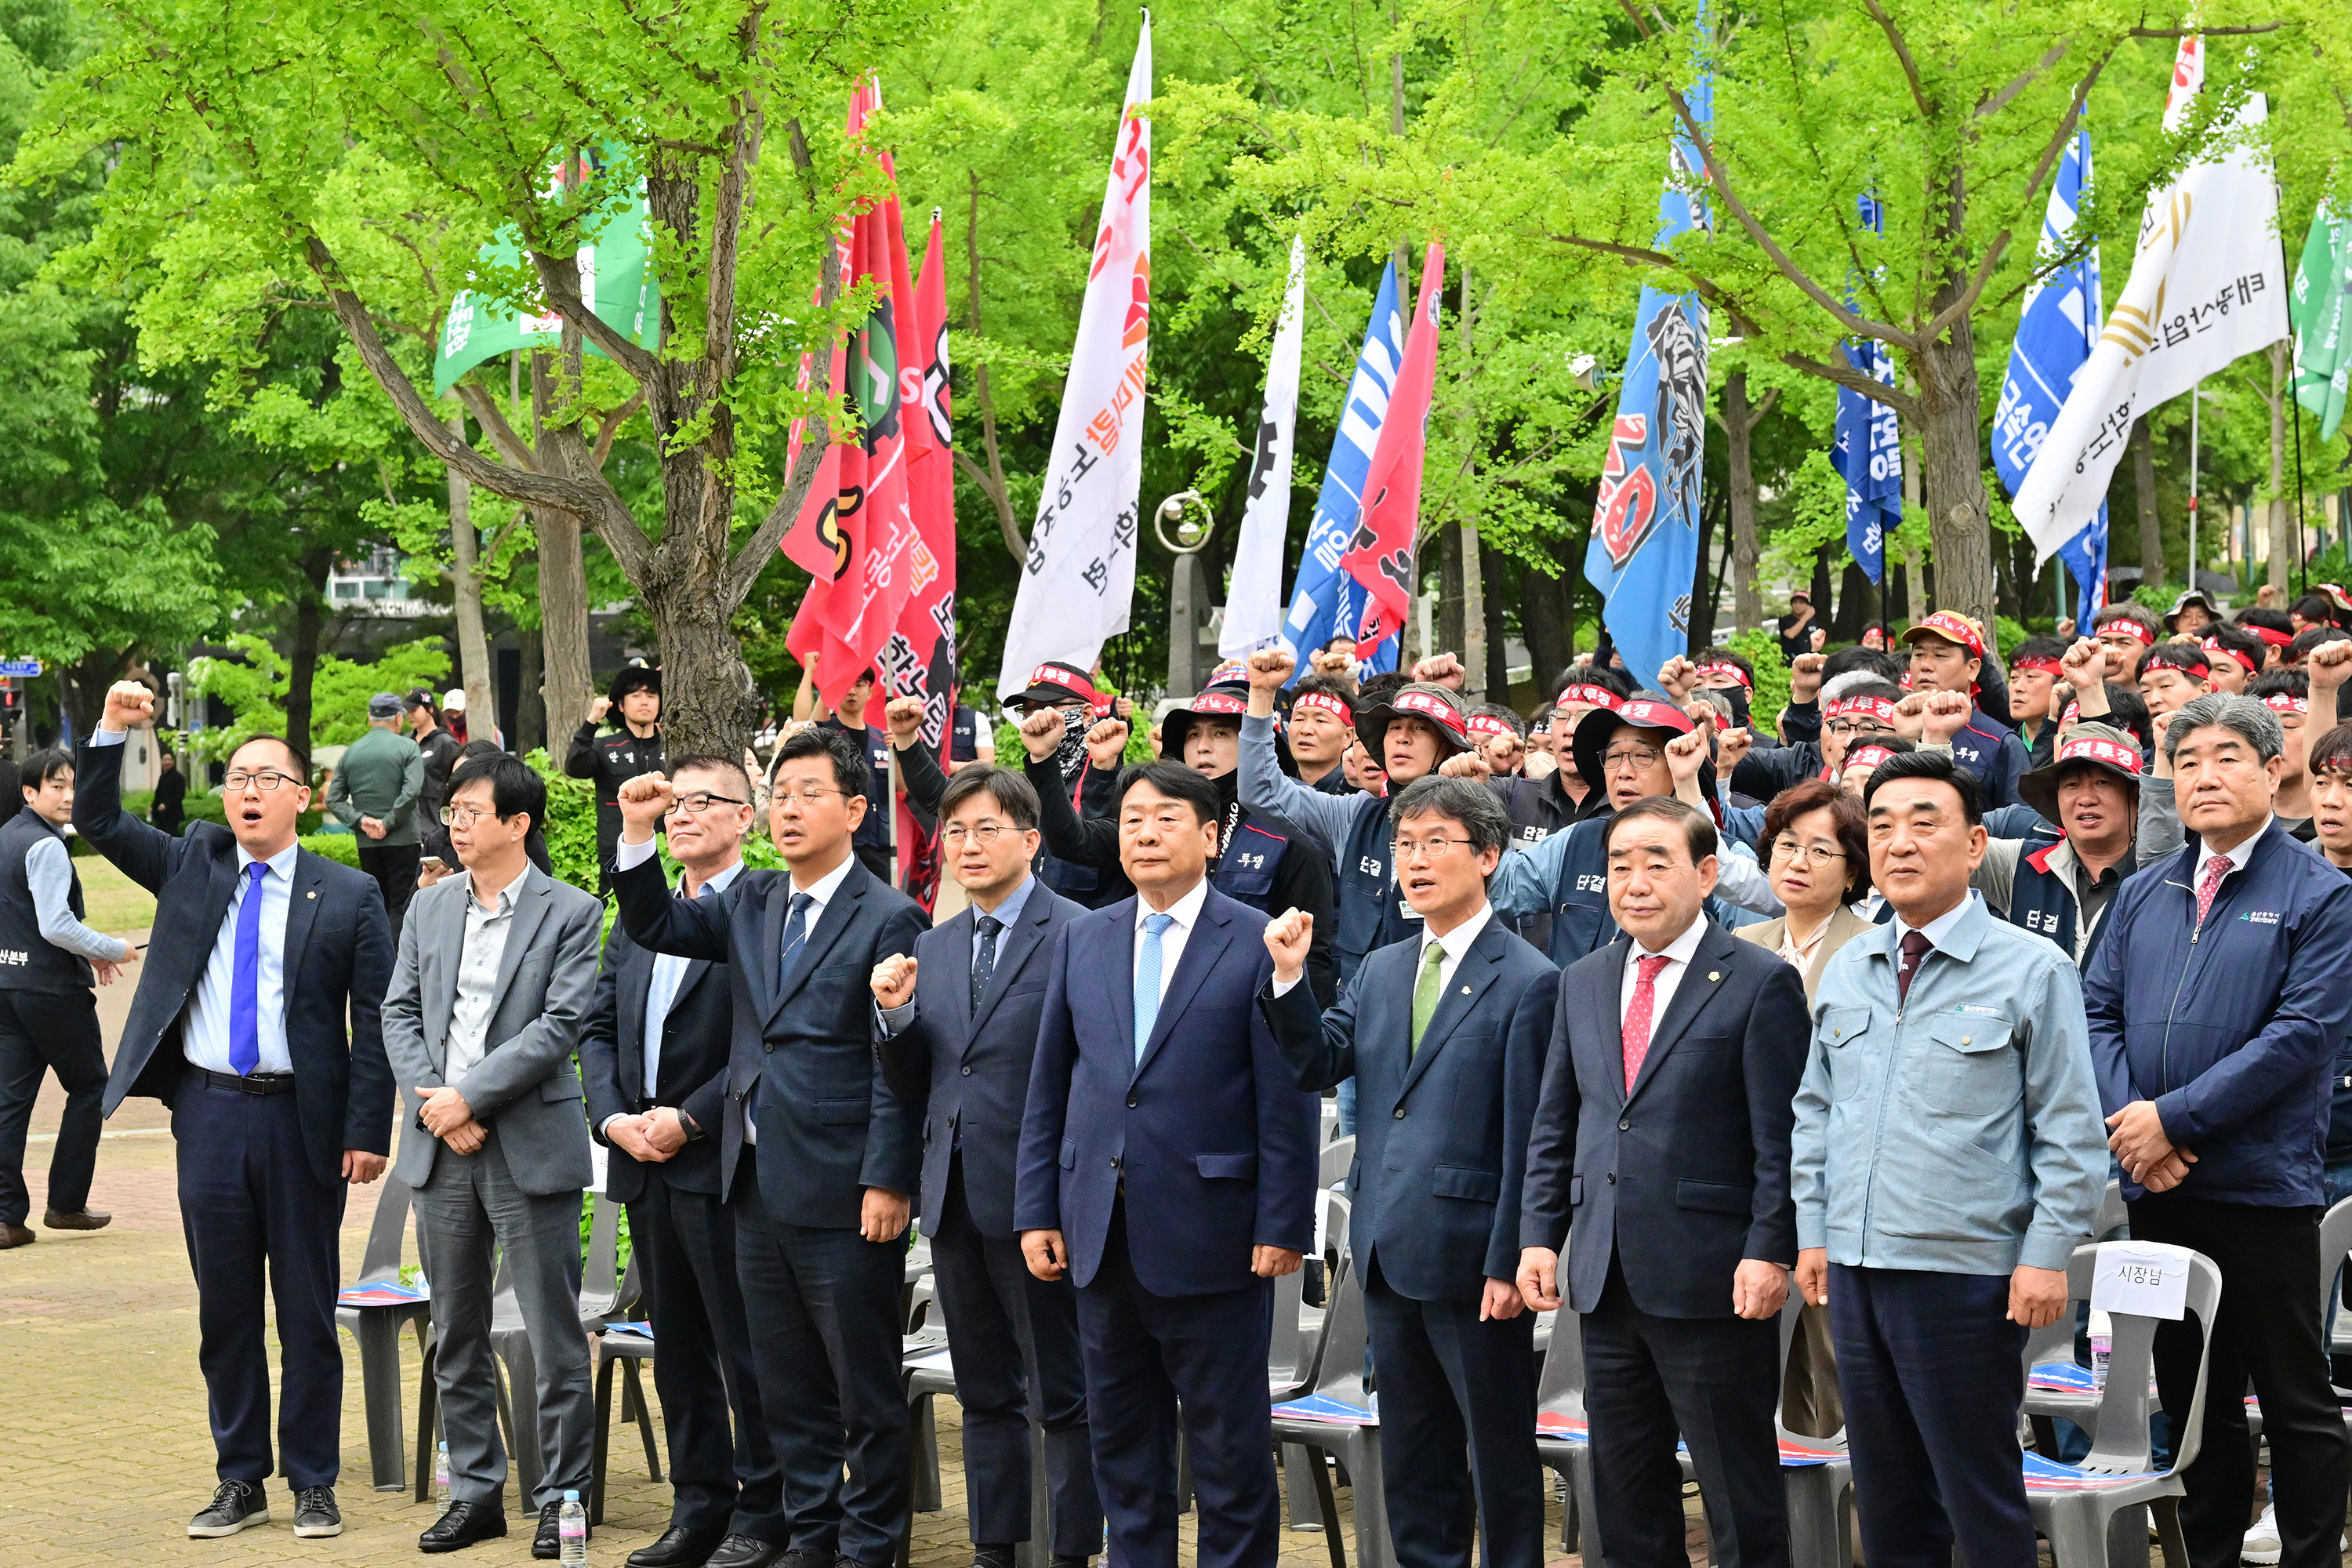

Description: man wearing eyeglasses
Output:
[613,728,928,1568]
[1260,775,1559,1568]
[583,757,780,1568]
[78,681,394,1544]
[869,767,1102,1568]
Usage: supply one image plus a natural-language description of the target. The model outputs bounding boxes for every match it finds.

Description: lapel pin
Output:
[1460,985,1471,994]
[1708,971,1719,982]
[308,891,318,900]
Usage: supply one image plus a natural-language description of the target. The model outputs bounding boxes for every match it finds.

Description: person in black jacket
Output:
[151,748,188,834]
[568,664,666,891]
[405,690,463,826]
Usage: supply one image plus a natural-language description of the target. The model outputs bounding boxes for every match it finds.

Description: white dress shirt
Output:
[445,873,521,1080]
[2198,816,2272,881]
[1272,902,1492,1000]
[642,858,746,1098]
[1618,914,1708,1028]
[184,840,298,1076]
[1132,877,1211,1009]
[1889,890,1977,959]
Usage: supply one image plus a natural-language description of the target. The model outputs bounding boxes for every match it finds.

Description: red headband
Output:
[2060,700,2082,728]
[2252,625,2295,648]
[1826,695,1897,726]
[2010,656,2063,676]
[1467,713,1519,740]
[1844,744,1898,774]
[1556,684,1622,713]
[1024,663,1113,715]
[1612,699,1696,737]
[2056,735,2143,775]
[1181,691,1248,717]
[1382,688,1471,743]
[2265,691,2310,715]
[2143,648,2210,679]
[2096,618,2156,647]
[2203,637,2259,674]
[1694,662,1752,689]
[1294,691,1352,725]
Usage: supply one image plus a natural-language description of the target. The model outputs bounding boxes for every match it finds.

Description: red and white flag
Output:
[995,18,1151,700]
[887,213,960,906]
[1338,241,1444,649]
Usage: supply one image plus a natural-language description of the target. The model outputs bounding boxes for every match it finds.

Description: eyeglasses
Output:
[1601,745,1664,772]
[771,784,855,804]
[670,791,746,815]
[1390,835,1472,861]
[1769,839,1848,868]
[440,804,500,827]
[1825,720,1890,740]
[941,822,1015,847]
[223,770,299,792]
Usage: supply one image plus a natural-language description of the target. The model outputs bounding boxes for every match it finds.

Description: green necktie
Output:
[1410,941,1446,1056]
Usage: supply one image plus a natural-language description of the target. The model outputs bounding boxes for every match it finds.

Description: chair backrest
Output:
[2066,1241,2225,1479]
[2095,1179,2128,1241]
[579,1192,619,1311]
[1267,1260,1308,1389]
[1305,1252,1372,1404]
[1319,1135,1356,1191]
[2318,1196,2352,1323]
[354,1174,416,1284]
[1532,1305,1585,1421]
[1316,1189,1352,1265]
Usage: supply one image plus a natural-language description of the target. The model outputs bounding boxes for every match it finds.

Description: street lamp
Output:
[1156,489,1218,697]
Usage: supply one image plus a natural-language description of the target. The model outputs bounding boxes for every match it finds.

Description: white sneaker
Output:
[2243,1504,2282,1566]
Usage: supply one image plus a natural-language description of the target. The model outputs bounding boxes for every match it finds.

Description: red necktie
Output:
[2194,854,2230,928]
[1896,930,1932,1006]
[1622,953,1671,1092]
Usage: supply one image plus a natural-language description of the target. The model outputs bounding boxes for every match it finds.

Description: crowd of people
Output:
[3,583,2352,1568]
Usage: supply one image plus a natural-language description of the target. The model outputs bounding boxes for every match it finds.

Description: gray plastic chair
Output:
[1270,1254,1386,1568]
[2021,1243,2223,1568]
[2023,1181,2132,1446]
[334,1174,433,1492]
[1769,1292,1853,1568]
[587,1316,662,1526]
[1319,1135,1356,1192]
[1531,1304,1603,1555]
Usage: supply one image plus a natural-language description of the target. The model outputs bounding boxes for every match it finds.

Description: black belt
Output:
[190,1066,296,1096]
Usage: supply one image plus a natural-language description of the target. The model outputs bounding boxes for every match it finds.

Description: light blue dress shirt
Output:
[641,858,746,1098]
[185,840,299,1075]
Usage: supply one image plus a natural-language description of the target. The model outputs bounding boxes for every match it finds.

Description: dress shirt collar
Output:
[236,839,300,880]
[2199,815,2272,876]
[1627,913,1708,971]
[1893,890,1974,952]
[684,856,746,899]
[1135,875,1210,935]
[789,850,858,912]
[1421,903,1492,964]
[976,873,1036,930]
[463,866,524,916]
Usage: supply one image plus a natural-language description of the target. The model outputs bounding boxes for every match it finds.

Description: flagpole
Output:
[888,748,902,891]
[2285,230,2310,594]
[2189,382,2200,597]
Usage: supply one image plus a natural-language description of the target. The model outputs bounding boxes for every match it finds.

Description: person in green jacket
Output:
[328,693,426,940]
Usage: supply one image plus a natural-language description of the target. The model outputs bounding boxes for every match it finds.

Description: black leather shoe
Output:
[971,1548,1016,1568]
[706,1536,790,1568]
[0,1222,32,1249]
[419,1501,508,1553]
[42,1207,111,1231]
[629,1525,730,1568]
[534,1501,591,1560]
[187,1479,269,1537]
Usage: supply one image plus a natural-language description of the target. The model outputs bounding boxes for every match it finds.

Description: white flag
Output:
[1218,235,1306,661]
[2016,37,2288,564]
[996,20,1151,700]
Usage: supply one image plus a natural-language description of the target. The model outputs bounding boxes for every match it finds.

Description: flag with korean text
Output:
[889,212,958,907]
[1218,235,1306,660]
[1833,193,1900,586]
[1336,241,1442,652]
[2292,203,2351,443]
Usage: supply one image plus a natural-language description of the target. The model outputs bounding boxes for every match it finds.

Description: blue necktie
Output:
[749,892,814,1134]
[1134,913,1174,1065]
[230,861,267,1076]
[972,914,1003,1013]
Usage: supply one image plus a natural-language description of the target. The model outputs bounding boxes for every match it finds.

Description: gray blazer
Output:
[381,862,605,1196]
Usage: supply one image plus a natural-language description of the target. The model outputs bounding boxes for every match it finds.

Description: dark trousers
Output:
[2130,1194,2350,1568]
[1828,1264,2032,1568]
[931,1156,1101,1553]
[1360,1253,1545,1568]
[1073,1200,1280,1568]
[0,987,105,1224]
[356,843,421,943]
[172,1073,347,1488]
[631,1173,786,1538]
[731,1152,910,1566]
[1581,1256,1787,1568]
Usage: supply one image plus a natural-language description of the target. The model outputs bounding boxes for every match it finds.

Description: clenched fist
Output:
[1018,706,1066,762]
[616,771,675,840]
[1439,750,1491,780]
[1715,725,1754,774]
[884,695,926,748]
[1262,908,1313,983]
[1665,728,1708,791]
[1410,652,1466,690]
[1656,655,1700,701]
[586,695,612,724]
[1918,688,1972,746]
[101,680,154,733]
[1085,718,1130,769]
[1788,652,1828,703]
[871,954,918,1011]
[2308,637,2352,693]
[2060,636,2107,688]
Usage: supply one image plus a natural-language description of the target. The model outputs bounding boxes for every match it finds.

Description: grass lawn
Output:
[78,855,157,935]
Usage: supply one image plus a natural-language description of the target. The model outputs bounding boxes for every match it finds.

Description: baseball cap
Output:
[1899,612,1986,660]
[1007,661,1113,715]
[368,692,403,720]
[1355,683,1472,762]
[2018,721,2143,824]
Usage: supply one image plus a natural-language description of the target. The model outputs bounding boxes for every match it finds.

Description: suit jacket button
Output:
[1393,1107,1406,1120]
[962,1066,975,1076]
[1618,1120,1630,1131]
[1109,1158,1119,1169]
[1127,1095,1138,1108]
[1607,1172,1617,1183]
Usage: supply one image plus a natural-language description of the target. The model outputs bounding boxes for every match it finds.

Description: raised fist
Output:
[870,954,918,1011]
[1308,648,1354,678]
[1018,706,1066,762]
[1809,627,1828,652]
[1411,652,1466,690]
[2060,636,2107,688]
[1789,652,1828,702]
[586,695,612,724]
[1247,648,1297,692]
[1891,692,1929,742]
[101,680,154,732]
[617,771,675,835]
[1439,750,1491,780]
[884,695,926,747]
[1919,688,1972,746]
[1656,655,1699,701]
[1715,725,1754,775]
[2309,637,2352,692]
[1262,908,1314,982]
[1085,718,1130,769]
[1665,727,1708,786]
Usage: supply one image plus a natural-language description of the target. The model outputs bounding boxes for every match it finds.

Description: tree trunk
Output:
[516,625,546,756]
[1523,564,1570,695]
[1688,495,1722,652]
[1723,370,1764,635]
[1482,559,1511,700]
[1439,523,1465,662]
[285,546,333,760]
[1809,545,1835,632]
[644,579,759,758]
[1460,525,1486,702]
[2270,342,2292,597]
[2132,417,2163,590]
[446,411,497,739]
[533,506,593,735]
[1914,328,1995,625]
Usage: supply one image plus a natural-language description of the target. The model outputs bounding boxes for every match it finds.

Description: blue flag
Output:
[1584,74,1711,691]
[1994,128,2107,625]
[1283,263,1406,676]
[1833,195,1901,585]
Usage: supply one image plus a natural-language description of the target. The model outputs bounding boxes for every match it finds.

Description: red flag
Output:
[887,213,960,906]
[1338,241,1443,649]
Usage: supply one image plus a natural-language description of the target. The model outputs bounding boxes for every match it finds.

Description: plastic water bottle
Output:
[559,1490,587,1566]
[2089,1310,2113,1396]
[434,1443,451,1512]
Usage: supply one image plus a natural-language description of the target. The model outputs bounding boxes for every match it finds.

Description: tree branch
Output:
[527,244,660,382]
[454,380,540,470]
[1782,348,1921,419]
[1976,42,2067,122]
[591,392,645,468]
[1857,0,1934,120]
[721,231,844,605]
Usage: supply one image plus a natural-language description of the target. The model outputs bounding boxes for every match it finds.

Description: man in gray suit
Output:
[383,750,605,1558]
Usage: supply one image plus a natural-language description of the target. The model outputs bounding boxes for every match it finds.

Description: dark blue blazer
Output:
[76,735,394,1189]
[1519,920,1808,1319]
[1263,915,1557,1301]
[874,879,1084,1238]
[614,848,930,1225]
[1014,885,1319,1295]
[581,902,732,1202]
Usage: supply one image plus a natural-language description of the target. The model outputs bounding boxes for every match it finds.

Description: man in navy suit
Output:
[79,680,394,1542]
[1260,775,1558,1568]
[1015,760,1319,1568]
[583,755,782,1568]
[870,767,1102,1568]
[613,728,929,1568]
[1519,797,1809,1568]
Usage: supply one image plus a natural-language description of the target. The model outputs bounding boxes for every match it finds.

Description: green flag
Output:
[2291,202,2352,442]
[433,194,661,395]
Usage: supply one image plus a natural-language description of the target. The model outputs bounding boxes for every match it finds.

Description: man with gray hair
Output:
[2085,691,2352,1568]
[328,693,426,942]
